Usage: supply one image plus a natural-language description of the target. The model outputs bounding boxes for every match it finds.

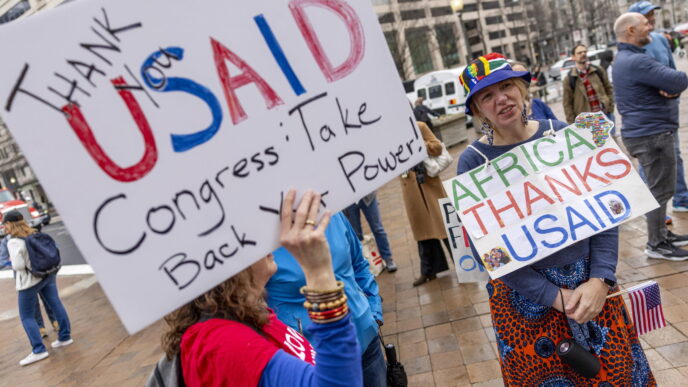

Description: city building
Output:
[374,0,537,81]
[0,0,67,206]
[376,0,688,82]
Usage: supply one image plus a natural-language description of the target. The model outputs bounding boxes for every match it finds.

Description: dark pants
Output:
[623,131,676,246]
[637,130,688,206]
[362,338,387,387]
[418,239,450,276]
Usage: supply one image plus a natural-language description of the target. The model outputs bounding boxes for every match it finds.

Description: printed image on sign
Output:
[438,198,488,283]
[443,122,658,280]
[0,0,426,333]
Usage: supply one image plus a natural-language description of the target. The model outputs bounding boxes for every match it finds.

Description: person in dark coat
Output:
[413,97,438,131]
[400,122,450,286]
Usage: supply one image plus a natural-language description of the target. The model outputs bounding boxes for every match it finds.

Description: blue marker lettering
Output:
[141,47,223,152]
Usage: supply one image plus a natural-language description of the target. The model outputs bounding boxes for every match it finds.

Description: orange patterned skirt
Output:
[488,258,656,386]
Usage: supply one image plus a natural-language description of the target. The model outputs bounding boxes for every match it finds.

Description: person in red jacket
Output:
[160,190,362,387]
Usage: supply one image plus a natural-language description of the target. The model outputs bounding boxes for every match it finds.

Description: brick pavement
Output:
[4,65,688,386]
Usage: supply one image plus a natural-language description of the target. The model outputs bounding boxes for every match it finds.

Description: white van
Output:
[413,67,466,115]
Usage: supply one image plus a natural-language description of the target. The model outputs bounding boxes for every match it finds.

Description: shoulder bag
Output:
[422,142,452,178]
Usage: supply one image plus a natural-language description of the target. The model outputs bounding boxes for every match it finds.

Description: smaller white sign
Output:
[438,198,488,283]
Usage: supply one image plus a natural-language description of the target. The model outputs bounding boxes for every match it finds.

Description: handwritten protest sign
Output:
[438,198,488,283]
[0,0,424,333]
[443,124,657,280]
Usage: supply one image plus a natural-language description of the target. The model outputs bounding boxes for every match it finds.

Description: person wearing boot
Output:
[400,122,451,286]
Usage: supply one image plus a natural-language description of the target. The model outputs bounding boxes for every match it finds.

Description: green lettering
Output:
[452,179,480,209]
[492,152,529,187]
[533,137,564,167]
[565,128,596,160]
[468,164,492,199]
[519,144,540,173]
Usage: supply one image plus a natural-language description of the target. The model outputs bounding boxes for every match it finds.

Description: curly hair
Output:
[161,266,269,358]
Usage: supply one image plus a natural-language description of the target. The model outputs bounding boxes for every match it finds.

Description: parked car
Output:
[549,58,575,80]
[549,48,606,80]
[0,189,48,236]
[674,22,688,36]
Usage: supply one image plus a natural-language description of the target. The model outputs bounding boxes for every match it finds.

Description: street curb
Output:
[0,275,98,322]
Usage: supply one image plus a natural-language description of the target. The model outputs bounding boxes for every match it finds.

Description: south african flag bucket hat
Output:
[460,53,531,115]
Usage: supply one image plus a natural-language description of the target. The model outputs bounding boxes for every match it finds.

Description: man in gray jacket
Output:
[613,12,688,260]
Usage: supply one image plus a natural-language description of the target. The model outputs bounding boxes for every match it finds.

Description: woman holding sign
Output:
[456,53,655,385]
[160,190,362,386]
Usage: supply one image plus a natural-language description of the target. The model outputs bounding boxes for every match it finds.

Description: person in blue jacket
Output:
[613,12,688,261]
[159,190,363,386]
[511,62,558,121]
[266,211,386,387]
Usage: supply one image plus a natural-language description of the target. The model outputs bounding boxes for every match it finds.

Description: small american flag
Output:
[628,281,666,336]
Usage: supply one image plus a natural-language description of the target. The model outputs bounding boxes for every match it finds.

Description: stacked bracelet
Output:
[301,281,349,324]
[303,294,348,311]
[309,304,349,319]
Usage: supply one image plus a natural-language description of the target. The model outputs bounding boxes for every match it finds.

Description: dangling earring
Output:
[521,102,528,125]
[481,120,494,145]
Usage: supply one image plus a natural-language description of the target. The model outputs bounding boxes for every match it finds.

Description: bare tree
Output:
[381,13,461,81]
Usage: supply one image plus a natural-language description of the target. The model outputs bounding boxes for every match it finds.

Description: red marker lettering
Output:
[211,37,283,125]
[63,77,157,182]
[289,0,365,82]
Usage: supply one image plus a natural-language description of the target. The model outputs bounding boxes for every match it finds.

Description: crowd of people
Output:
[6,1,688,386]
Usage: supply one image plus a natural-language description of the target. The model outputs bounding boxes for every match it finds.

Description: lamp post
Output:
[450,0,472,64]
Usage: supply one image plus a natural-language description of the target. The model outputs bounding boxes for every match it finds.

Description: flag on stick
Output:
[627,281,666,336]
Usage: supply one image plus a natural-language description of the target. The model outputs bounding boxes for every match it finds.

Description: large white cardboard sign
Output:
[443,123,657,280]
[438,198,488,283]
[0,0,425,333]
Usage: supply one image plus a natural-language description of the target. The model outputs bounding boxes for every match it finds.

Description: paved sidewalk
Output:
[4,67,688,386]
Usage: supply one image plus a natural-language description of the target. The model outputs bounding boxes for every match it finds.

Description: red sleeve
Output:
[180,319,280,387]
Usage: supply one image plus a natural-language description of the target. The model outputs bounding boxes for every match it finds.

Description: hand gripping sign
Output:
[0,0,425,332]
[443,114,658,280]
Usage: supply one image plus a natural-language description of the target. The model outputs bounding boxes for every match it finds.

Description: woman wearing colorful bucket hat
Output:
[456,53,655,385]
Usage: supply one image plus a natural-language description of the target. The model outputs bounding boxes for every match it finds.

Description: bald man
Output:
[613,12,688,261]
[628,1,688,220]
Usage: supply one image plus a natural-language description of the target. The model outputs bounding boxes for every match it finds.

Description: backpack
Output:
[146,353,185,387]
[21,232,61,277]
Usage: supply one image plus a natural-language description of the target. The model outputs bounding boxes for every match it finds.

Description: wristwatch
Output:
[595,277,616,289]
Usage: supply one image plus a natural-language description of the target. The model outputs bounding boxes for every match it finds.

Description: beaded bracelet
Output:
[303,295,347,311]
[301,281,349,324]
